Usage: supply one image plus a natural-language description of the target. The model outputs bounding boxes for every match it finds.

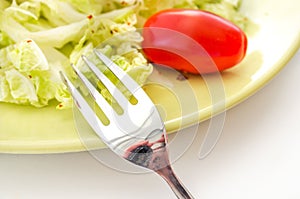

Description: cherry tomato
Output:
[142,9,248,74]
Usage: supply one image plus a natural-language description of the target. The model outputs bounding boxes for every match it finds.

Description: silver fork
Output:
[60,49,194,199]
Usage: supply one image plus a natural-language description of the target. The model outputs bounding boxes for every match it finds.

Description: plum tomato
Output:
[142,9,248,74]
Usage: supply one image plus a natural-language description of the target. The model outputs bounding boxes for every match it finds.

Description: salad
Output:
[0,0,247,109]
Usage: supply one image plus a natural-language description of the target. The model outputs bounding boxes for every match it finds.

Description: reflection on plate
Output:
[0,0,299,153]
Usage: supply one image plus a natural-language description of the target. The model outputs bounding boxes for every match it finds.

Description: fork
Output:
[60,49,194,199]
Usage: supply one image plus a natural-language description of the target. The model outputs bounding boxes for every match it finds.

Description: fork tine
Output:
[93,49,140,94]
[59,71,108,140]
[70,64,117,119]
[81,55,129,109]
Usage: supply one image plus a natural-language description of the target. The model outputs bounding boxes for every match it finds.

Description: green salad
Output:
[0,0,247,109]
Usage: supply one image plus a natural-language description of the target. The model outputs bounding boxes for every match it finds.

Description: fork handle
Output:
[156,165,194,199]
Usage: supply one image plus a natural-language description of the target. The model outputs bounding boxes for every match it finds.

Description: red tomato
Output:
[142,9,248,74]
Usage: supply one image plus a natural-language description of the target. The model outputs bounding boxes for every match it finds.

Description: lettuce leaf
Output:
[0,0,153,109]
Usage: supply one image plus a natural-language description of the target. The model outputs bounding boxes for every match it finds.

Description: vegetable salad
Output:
[0,0,247,109]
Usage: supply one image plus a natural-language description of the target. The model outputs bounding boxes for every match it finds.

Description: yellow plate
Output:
[0,0,299,154]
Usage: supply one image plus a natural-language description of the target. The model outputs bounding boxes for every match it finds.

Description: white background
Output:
[0,49,299,199]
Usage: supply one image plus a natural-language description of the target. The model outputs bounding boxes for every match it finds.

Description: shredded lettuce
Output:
[0,0,246,109]
[136,0,247,29]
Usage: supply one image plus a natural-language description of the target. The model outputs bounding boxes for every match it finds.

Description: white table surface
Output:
[0,49,299,199]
